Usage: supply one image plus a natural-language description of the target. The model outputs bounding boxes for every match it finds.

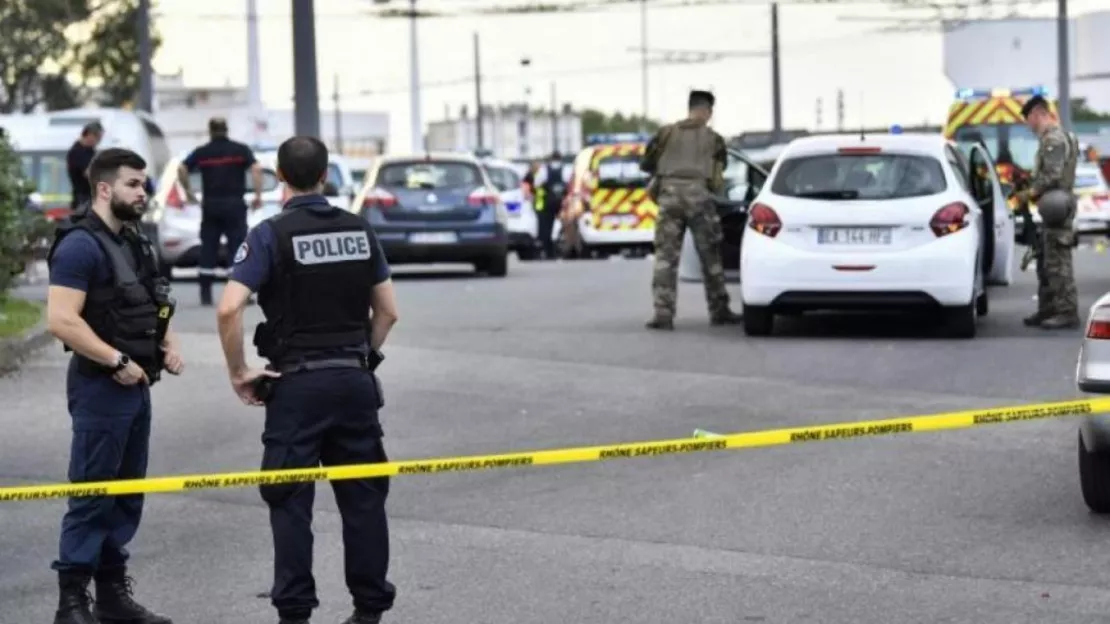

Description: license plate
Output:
[410,232,457,244]
[817,227,892,245]
[602,214,638,226]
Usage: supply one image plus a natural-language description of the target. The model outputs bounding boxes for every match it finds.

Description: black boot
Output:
[340,610,382,624]
[54,571,98,624]
[94,569,173,623]
[199,276,213,306]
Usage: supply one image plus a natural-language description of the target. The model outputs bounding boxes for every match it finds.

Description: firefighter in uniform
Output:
[177,117,264,306]
[215,136,399,624]
[45,148,183,624]
[1014,95,1081,329]
[532,151,569,259]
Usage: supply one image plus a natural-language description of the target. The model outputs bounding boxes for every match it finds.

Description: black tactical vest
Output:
[255,205,378,366]
[543,163,567,198]
[47,214,165,380]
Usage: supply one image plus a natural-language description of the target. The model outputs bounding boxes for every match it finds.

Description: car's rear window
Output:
[1076,171,1107,191]
[593,153,649,188]
[377,161,482,189]
[485,166,521,192]
[770,152,948,200]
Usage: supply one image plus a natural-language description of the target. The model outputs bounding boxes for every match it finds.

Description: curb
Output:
[0,320,55,377]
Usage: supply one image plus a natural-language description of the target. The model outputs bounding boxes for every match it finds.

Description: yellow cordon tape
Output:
[2,397,1108,503]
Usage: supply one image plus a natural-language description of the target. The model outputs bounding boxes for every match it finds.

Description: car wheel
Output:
[976,290,989,317]
[742,304,773,336]
[477,252,509,277]
[942,302,977,338]
[1079,430,1110,514]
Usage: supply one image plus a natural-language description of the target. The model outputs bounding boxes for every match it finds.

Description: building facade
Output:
[426,104,583,160]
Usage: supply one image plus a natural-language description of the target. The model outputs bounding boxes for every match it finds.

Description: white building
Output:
[942,11,1110,112]
[426,104,583,160]
[151,71,390,158]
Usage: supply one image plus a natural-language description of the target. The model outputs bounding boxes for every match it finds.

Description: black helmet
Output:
[1037,189,1072,227]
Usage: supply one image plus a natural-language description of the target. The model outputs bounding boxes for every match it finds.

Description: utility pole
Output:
[836,89,844,132]
[291,0,321,137]
[474,31,484,150]
[333,74,343,154]
[640,0,648,132]
[137,0,153,112]
[409,0,424,151]
[550,82,558,154]
[815,97,822,130]
[770,2,782,143]
[246,0,265,145]
[1057,0,1071,128]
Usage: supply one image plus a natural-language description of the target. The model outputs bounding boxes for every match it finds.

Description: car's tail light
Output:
[838,146,882,154]
[929,202,969,237]
[747,202,781,237]
[468,188,499,207]
[1088,306,1110,339]
[362,187,397,210]
[1094,192,1109,206]
[165,184,186,210]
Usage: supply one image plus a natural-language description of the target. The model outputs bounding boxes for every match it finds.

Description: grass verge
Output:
[0,297,44,339]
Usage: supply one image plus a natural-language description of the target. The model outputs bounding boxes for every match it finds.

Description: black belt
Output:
[275,357,366,374]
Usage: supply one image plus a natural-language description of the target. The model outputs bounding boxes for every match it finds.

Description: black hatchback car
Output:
[354,152,511,277]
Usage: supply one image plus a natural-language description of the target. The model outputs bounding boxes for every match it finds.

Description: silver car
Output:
[1074,294,1110,512]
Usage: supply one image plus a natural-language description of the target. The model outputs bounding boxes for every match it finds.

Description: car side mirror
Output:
[322,181,340,196]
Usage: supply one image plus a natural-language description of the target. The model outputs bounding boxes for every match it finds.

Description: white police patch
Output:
[233,242,249,264]
[291,231,372,266]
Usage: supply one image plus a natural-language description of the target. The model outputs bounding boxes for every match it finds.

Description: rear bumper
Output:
[578,214,655,246]
[378,224,509,264]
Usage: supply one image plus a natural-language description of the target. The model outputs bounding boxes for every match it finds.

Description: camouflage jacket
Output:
[640,119,728,192]
[1029,124,1079,201]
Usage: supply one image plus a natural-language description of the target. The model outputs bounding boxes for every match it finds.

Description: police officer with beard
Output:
[45,148,183,624]
[215,137,399,624]
[177,117,263,306]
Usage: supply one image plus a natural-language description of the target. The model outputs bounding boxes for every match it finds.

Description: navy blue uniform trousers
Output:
[199,198,248,275]
[260,367,396,620]
[53,359,152,574]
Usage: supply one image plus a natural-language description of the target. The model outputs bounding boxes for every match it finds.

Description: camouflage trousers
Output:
[650,181,730,320]
[1036,226,1079,319]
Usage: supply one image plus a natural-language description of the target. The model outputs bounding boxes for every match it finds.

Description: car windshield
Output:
[1077,169,1107,191]
[485,165,521,192]
[377,161,482,189]
[771,152,948,200]
[594,153,648,188]
[952,123,1040,172]
[18,151,72,197]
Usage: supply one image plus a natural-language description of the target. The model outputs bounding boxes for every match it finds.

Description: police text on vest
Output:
[292,231,372,265]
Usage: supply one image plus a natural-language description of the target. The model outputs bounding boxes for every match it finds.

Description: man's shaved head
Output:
[277,136,329,191]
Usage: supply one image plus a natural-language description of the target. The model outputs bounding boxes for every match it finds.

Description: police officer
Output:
[532,151,569,259]
[1015,95,1081,329]
[45,148,184,624]
[66,122,103,212]
[640,89,742,330]
[215,136,399,624]
[177,117,263,306]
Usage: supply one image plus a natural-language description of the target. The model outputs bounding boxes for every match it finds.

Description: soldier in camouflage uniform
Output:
[1016,95,1080,329]
[639,90,742,330]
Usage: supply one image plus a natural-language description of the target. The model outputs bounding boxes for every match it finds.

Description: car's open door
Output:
[713,149,769,273]
[968,144,1016,286]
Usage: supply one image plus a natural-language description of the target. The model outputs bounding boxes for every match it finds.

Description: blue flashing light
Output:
[954,85,1050,100]
[890,124,903,135]
[585,132,653,146]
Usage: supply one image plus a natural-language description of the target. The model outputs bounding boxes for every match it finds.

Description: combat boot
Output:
[340,610,382,624]
[54,571,98,624]
[710,310,743,325]
[93,568,173,623]
[645,317,674,330]
[1023,311,1045,327]
[1040,315,1080,330]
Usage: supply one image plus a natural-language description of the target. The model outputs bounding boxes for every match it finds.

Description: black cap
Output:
[689,89,715,108]
[1021,95,1049,119]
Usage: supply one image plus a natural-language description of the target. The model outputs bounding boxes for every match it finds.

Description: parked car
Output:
[1075,294,1110,513]
[479,156,539,260]
[351,152,510,276]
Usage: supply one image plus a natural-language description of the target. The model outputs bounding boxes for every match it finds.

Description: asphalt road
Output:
[5,251,1110,623]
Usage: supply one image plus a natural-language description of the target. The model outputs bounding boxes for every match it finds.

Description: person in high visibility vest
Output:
[532,152,570,260]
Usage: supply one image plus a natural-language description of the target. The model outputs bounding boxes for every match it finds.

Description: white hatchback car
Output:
[479,157,539,260]
[738,132,1015,338]
[1075,295,1110,513]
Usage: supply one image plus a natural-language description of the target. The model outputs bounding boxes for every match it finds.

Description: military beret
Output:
[689,90,715,108]
[1021,95,1049,118]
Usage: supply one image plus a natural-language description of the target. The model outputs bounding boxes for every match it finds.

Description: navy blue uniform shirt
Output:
[49,222,147,411]
[182,138,257,200]
[229,195,391,358]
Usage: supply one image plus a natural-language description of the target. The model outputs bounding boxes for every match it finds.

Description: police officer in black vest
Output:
[533,151,568,259]
[45,148,184,624]
[215,136,399,624]
[177,117,263,306]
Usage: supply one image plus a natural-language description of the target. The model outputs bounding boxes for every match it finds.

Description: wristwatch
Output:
[113,352,130,372]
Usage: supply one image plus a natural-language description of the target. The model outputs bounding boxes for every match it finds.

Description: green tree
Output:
[75,0,164,108]
[0,0,92,113]
[580,108,662,138]
[1071,98,1110,123]
[0,130,41,297]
